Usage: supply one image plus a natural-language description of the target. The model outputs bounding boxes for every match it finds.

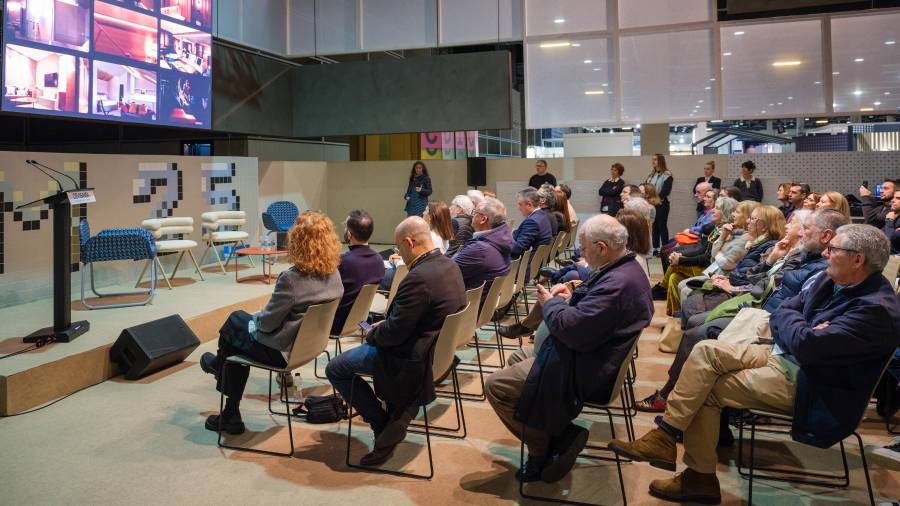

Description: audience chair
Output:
[522,243,551,312]
[78,219,158,309]
[411,294,480,439]
[217,298,340,457]
[736,358,892,506]
[546,232,566,269]
[505,255,530,321]
[883,255,899,292]
[371,264,408,316]
[345,305,470,480]
[518,337,639,506]
[136,217,204,289]
[313,283,378,379]
[199,211,252,275]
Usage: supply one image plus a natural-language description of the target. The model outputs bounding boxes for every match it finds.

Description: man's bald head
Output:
[395,216,434,264]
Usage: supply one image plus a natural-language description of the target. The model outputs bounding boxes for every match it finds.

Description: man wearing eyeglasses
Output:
[485,214,653,484]
[610,223,900,504]
[452,197,513,309]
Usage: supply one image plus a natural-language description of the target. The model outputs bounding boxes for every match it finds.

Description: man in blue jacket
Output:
[485,215,653,483]
[511,187,553,281]
[452,197,513,308]
[609,224,900,504]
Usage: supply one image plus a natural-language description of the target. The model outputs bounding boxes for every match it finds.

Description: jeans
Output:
[325,343,389,434]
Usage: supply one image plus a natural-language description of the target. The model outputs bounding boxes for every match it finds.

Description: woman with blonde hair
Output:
[641,183,662,206]
[200,211,344,434]
[816,191,851,219]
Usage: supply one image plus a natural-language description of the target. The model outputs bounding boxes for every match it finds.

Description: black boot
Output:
[498,323,533,339]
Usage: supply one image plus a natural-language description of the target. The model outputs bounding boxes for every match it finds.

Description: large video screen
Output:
[2,0,212,129]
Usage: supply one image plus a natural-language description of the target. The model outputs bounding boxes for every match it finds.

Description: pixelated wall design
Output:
[132,162,184,219]
[0,161,87,275]
[201,162,240,211]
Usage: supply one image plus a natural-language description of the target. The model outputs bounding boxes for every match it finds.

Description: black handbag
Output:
[292,393,347,423]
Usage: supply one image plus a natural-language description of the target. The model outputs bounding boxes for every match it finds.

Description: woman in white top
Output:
[424,201,453,254]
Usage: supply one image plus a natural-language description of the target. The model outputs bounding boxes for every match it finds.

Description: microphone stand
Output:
[28,160,79,190]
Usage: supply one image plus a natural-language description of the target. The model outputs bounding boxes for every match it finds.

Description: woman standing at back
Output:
[404,161,432,217]
[644,153,673,255]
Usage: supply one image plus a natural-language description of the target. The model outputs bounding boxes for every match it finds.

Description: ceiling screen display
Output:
[2,0,212,129]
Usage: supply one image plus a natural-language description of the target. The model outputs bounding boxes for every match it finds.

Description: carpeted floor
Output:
[1,261,899,505]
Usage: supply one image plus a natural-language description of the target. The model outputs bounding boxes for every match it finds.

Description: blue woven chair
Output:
[262,201,298,234]
[79,219,158,309]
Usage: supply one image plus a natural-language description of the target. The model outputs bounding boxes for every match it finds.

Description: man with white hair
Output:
[485,214,653,483]
[447,195,475,256]
[610,224,900,503]
[467,189,485,207]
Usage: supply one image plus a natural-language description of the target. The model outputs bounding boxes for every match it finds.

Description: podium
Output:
[17,189,96,343]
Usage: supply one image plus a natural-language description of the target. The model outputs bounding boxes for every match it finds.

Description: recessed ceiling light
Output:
[815,119,829,124]
[554,18,566,24]
[592,68,600,71]
[772,61,802,67]
[853,90,863,95]
[602,83,608,87]
[734,31,745,35]
[723,52,732,56]
[704,86,711,90]
[709,78,716,81]
[788,96,794,100]
[698,100,704,103]
[583,59,592,64]
[832,71,840,75]
[886,40,897,45]
[761,110,767,114]
[571,43,581,47]
[584,90,605,95]
[769,103,774,107]
[540,41,571,48]
[860,107,874,111]
[814,81,822,85]
[854,58,865,62]
[777,102,783,105]
[874,101,882,106]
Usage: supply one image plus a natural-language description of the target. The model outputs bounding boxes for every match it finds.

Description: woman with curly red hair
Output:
[200,211,344,435]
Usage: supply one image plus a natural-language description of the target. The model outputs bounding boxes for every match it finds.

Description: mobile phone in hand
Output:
[358,321,372,333]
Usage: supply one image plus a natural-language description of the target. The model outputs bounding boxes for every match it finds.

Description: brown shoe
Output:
[649,468,721,504]
[498,323,533,339]
[359,443,398,466]
[608,428,677,471]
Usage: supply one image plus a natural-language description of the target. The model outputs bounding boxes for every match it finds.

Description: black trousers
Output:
[216,310,287,400]
[652,199,670,249]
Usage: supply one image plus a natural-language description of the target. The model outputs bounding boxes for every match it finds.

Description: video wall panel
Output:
[2,0,212,129]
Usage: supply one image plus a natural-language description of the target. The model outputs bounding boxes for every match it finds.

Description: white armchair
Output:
[137,217,204,289]
[199,211,252,274]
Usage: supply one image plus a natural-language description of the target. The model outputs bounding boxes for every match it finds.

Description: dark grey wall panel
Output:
[293,51,511,137]
[212,43,295,137]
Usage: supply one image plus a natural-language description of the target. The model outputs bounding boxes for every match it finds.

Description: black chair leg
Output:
[217,364,294,457]
[345,374,434,479]
[853,431,876,506]
[413,367,467,439]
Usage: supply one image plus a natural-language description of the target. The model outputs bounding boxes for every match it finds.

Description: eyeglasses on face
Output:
[826,244,859,255]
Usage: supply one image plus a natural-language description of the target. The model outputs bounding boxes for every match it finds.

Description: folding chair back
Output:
[883,255,900,291]
[284,298,340,371]
[528,243,551,283]
[432,305,470,378]
[477,275,505,328]
[337,284,377,337]
[588,336,641,407]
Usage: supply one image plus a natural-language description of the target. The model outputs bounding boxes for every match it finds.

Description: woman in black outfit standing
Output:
[644,153,673,254]
[599,162,625,216]
[733,160,763,202]
[403,161,432,217]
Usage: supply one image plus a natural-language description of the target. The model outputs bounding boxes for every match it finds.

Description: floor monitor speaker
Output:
[110,314,200,380]
[467,157,486,187]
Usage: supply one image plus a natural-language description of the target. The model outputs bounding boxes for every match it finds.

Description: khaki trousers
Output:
[662,340,799,474]
[485,346,551,456]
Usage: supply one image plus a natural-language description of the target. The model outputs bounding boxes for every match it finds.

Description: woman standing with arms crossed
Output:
[599,162,625,216]
[644,153,673,255]
[404,161,432,217]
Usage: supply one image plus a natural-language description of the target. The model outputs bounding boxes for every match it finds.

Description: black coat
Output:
[514,253,654,435]
[599,178,624,215]
[367,250,466,407]
[733,177,763,202]
[771,272,900,448]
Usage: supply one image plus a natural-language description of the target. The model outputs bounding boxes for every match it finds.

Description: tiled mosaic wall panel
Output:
[0,153,258,308]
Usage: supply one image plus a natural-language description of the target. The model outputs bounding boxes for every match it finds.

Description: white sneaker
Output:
[871,436,900,464]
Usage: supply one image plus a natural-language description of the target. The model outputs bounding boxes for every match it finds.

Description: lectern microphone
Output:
[24,160,64,193]
[27,160,79,190]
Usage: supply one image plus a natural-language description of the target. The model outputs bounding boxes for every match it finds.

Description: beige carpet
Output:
[1,264,899,505]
